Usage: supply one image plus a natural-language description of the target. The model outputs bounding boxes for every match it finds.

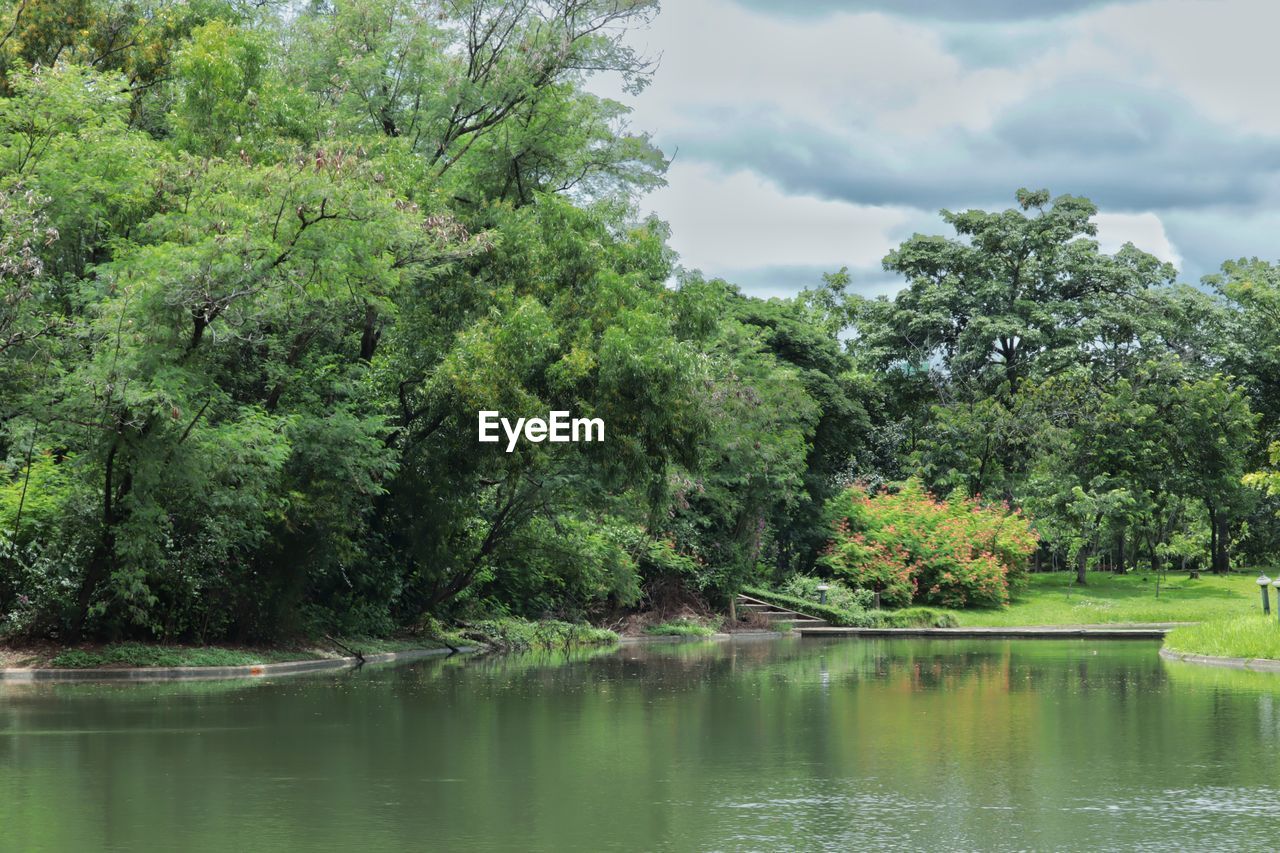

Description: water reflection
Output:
[0,636,1276,851]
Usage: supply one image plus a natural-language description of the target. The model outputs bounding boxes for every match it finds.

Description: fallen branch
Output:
[324,635,365,665]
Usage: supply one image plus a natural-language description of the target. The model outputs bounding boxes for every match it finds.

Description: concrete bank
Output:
[797,624,1181,639]
[619,630,784,645]
[1158,646,1280,672]
[0,646,478,682]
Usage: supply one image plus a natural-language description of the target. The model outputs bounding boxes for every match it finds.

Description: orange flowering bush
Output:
[819,480,1037,608]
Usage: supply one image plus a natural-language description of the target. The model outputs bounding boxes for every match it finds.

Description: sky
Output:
[601,0,1280,299]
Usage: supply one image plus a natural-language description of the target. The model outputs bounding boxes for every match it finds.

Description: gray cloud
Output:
[672,79,1280,215]
[702,263,903,300]
[730,0,1136,22]
[632,0,1280,298]
[1161,211,1280,284]
[940,26,1063,68]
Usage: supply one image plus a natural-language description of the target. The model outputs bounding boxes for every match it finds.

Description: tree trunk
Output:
[1213,515,1231,574]
[359,303,381,362]
[75,440,126,638]
[1208,505,1219,574]
[1076,548,1087,585]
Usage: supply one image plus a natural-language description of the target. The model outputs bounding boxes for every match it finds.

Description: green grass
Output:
[644,619,718,637]
[946,572,1258,627]
[1165,615,1280,660]
[874,607,958,628]
[48,643,323,669]
[43,636,453,669]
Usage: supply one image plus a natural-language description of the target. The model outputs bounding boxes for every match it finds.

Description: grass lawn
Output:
[947,571,1260,627]
[1164,615,1280,660]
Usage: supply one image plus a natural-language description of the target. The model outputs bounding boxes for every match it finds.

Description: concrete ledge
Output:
[619,630,786,645]
[0,646,477,682]
[1159,646,1280,672]
[797,624,1177,639]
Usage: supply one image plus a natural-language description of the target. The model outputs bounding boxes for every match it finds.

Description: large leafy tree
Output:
[856,189,1176,501]
[0,0,692,639]
[1026,360,1255,582]
[373,197,708,618]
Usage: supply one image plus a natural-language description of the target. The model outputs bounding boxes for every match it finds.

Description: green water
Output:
[1,637,1278,851]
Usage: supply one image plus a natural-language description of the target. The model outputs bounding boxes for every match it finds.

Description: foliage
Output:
[779,575,874,612]
[740,585,957,628]
[739,585,871,627]
[820,480,1037,608]
[0,1,1277,645]
[871,608,958,629]
[463,617,618,651]
[644,619,717,637]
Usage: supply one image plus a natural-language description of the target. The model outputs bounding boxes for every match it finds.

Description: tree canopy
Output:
[1,1,1278,642]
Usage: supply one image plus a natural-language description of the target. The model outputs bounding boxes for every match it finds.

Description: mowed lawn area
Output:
[948,572,1261,627]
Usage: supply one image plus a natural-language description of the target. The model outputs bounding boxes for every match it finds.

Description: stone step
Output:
[734,593,828,629]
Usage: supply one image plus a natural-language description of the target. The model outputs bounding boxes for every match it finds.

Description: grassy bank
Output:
[458,618,618,651]
[0,636,456,670]
[1164,615,1280,660]
[644,619,718,637]
[946,572,1256,627]
[0,619,615,671]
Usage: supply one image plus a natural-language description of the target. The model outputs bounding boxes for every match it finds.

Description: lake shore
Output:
[0,645,477,682]
[0,635,465,673]
[4,573,1277,679]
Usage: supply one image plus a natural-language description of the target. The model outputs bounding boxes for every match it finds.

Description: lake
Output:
[1,636,1277,851]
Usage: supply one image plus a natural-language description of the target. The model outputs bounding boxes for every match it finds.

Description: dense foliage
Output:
[1,1,1279,642]
[820,482,1036,608]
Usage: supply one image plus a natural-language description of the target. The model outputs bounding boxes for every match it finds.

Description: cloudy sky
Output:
[603,0,1280,298]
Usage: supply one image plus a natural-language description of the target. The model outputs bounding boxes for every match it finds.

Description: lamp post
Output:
[816,584,830,606]
[1271,579,1280,624]
[1258,573,1272,616]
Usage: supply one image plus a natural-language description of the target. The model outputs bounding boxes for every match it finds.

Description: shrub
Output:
[870,607,959,629]
[740,586,959,628]
[779,575,874,612]
[819,480,1037,609]
[645,619,717,637]
[464,617,618,650]
[740,585,873,627]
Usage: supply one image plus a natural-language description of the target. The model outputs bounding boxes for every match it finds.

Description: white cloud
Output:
[619,0,1039,142]
[590,0,1280,294]
[644,162,912,278]
[1079,0,1280,135]
[1094,211,1182,268]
